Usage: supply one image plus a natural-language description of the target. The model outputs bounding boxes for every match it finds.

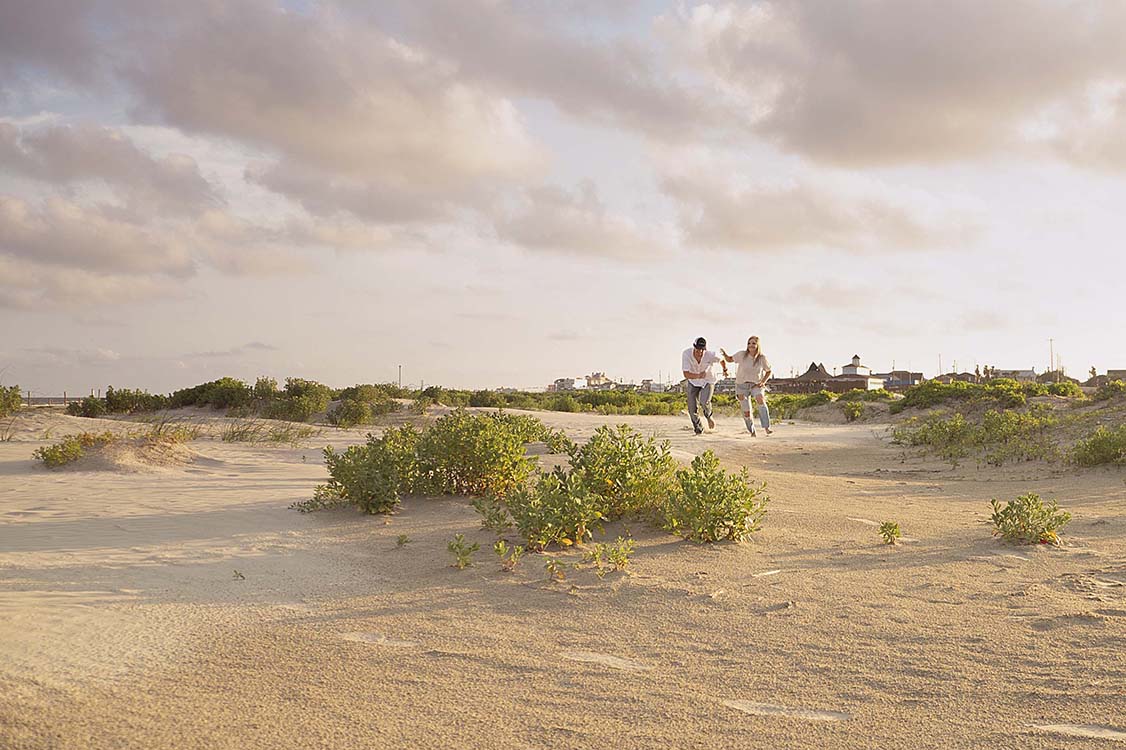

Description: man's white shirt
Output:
[682,348,721,386]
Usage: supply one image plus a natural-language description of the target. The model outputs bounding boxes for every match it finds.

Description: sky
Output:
[1,0,1124,396]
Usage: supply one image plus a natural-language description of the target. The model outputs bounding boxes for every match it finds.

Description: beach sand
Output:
[1,408,1124,748]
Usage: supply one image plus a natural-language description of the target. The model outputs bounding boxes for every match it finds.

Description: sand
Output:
[1,407,1124,749]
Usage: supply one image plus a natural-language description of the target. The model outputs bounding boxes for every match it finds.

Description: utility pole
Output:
[1048,338,1054,379]
[398,365,402,389]
[938,354,943,377]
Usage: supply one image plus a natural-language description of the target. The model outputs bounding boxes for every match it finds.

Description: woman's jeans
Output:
[736,383,771,432]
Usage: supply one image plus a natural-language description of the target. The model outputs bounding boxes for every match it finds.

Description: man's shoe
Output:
[694,428,703,435]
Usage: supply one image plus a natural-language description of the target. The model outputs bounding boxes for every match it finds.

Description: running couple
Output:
[682,336,772,436]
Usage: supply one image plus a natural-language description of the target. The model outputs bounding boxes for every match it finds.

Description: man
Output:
[682,336,722,435]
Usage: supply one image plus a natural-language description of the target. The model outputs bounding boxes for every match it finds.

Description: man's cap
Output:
[693,337,707,349]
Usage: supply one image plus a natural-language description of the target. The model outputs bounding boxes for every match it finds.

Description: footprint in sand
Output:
[1032,723,1126,742]
[723,699,850,722]
[340,632,418,648]
[563,651,652,673]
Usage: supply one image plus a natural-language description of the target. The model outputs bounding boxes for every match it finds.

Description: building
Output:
[769,362,832,394]
[933,372,977,384]
[640,379,663,393]
[826,355,885,392]
[873,370,925,391]
[1108,369,1126,381]
[585,372,613,389]
[841,355,870,376]
[994,368,1037,382]
[714,377,738,395]
[549,378,577,392]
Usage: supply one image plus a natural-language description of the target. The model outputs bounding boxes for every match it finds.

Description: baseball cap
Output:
[693,337,707,349]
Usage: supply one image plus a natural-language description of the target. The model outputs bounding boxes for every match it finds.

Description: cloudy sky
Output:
[2,0,1124,395]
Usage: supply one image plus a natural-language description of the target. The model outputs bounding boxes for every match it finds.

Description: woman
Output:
[721,336,772,436]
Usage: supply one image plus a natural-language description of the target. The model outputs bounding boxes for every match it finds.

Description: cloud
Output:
[379,0,713,137]
[0,122,220,214]
[0,0,101,85]
[0,195,195,275]
[182,341,279,359]
[121,1,544,223]
[662,1,1126,165]
[660,168,975,253]
[495,182,665,259]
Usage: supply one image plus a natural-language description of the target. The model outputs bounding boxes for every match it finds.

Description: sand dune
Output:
[1,408,1124,748]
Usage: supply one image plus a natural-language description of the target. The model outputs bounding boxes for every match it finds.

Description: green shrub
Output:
[842,401,864,422]
[253,377,279,400]
[170,377,253,410]
[838,388,894,402]
[311,426,420,514]
[879,521,901,545]
[1093,380,1126,402]
[469,390,505,408]
[1,385,22,417]
[504,467,606,550]
[549,394,581,413]
[892,407,1058,466]
[493,540,525,572]
[990,493,1071,545]
[416,409,534,498]
[662,451,768,542]
[768,391,835,419]
[1045,381,1084,398]
[472,494,513,534]
[104,386,168,413]
[569,424,676,519]
[327,399,372,428]
[584,536,635,578]
[1071,425,1126,467]
[262,378,333,422]
[33,431,116,468]
[66,395,107,418]
[448,534,479,569]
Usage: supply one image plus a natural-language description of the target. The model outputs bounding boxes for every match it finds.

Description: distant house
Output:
[1036,370,1080,385]
[994,368,1037,382]
[770,362,831,394]
[828,355,885,392]
[550,378,576,392]
[933,372,977,384]
[640,379,663,393]
[714,377,737,395]
[841,355,870,376]
[585,372,614,390]
[873,370,924,391]
[1108,369,1126,381]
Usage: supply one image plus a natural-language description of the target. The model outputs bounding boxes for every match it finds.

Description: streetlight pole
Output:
[398,365,402,389]
[1048,339,1054,380]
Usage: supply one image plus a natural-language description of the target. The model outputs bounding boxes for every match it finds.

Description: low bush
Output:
[1093,380,1126,402]
[448,534,479,569]
[0,385,21,418]
[493,540,525,572]
[416,410,534,498]
[307,426,420,514]
[892,406,1058,466]
[66,395,107,418]
[837,388,894,403]
[262,378,333,422]
[33,431,116,468]
[842,401,864,422]
[990,493,1071,545]
[327,399,372,428]
[662,451,768,542]
[879,521,901,545]
[1045,381,1084,398]
[170,377,253,410]
[1071,425,1126,467]
[105,386,168,413]
[568,424,676,519]
[504,468,606,550]
[768,391,835,419]
[584,536,635,578]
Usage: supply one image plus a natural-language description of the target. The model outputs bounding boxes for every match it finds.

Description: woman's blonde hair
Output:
[746,335,765,366]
